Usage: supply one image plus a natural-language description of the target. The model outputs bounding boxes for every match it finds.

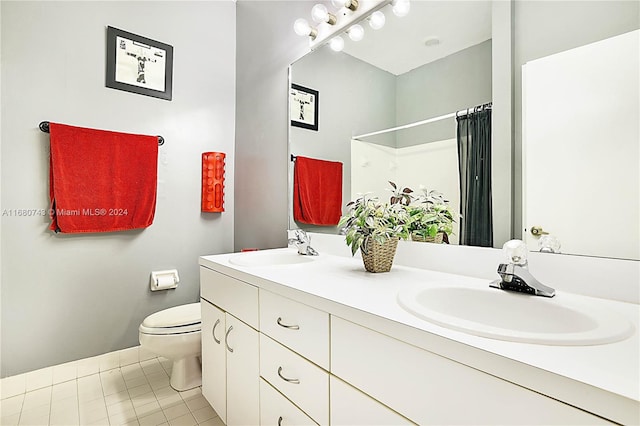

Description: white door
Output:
[522,30,639,259]
[225,313,260,426]
[201,301,227,423]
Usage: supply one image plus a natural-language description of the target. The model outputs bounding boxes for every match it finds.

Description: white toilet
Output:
[139,302,202,391]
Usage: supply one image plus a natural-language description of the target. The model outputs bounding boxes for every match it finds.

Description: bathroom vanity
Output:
[199,247,639,425]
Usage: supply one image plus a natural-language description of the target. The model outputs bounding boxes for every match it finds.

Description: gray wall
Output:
[512,0,639,237]
[234,1,310,251]
[396,40,492,147]
[289,47,397,232]
[0,1,236,377]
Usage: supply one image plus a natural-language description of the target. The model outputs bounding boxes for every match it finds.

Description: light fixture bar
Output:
[309,0,392,50]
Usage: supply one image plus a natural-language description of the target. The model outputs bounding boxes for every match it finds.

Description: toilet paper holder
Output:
[150,269,179,291]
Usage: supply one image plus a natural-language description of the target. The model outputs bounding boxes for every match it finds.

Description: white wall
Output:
[0,1,236,377]
[351,138,461,244]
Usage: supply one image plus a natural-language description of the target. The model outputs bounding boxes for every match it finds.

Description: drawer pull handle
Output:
[212,319,221,344]
[277,366,300,384]
[278,416,283,426]
[225,325,234,353]
[277,317,300,330]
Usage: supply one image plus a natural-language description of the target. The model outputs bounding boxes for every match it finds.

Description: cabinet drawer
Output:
[259,289,329,369]
[330,375,413,426]
[200,266,258,329]
[260,334,329,425]
[260,379,318,426]
[331,316,608,425]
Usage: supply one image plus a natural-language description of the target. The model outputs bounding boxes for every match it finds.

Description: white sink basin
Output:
[228,251,316,267]
[397,285,634,345]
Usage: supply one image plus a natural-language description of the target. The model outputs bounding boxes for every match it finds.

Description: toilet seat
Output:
[139,302,201,335]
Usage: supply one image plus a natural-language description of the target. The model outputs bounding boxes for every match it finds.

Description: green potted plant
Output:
[338,192,411,272]
[408,188,456,243]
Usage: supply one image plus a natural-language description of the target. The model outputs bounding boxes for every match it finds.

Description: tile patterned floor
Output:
[1,358,222,426]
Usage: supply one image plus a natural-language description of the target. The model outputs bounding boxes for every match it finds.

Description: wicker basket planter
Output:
[411,232,444,244]
[361,237,399,273]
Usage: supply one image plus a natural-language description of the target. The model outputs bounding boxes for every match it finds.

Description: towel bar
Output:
[39,121,164,146]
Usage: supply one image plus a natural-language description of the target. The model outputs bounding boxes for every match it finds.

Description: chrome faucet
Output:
[489,240,555,298]
[287,229,319,256]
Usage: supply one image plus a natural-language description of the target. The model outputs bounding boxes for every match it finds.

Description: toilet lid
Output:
[141,303,201,332]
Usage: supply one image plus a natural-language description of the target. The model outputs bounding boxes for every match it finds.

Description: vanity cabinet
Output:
[330,375,412,426]
[259,288,330,369]
[200,267,259,426]
[259,378,318,426]
[258,289,330,425]
[331,316,609,425]
[200,257,624,426]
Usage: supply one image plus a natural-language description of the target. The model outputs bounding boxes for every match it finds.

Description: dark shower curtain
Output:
[456,106,493,247]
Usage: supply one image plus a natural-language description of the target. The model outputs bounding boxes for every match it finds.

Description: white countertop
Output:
[199,248,640,424]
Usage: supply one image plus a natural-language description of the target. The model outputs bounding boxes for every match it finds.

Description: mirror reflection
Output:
[289,0,495,245]
[289,0,639,260]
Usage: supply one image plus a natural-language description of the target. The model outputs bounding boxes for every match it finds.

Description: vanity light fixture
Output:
[293,18,318,40]
[392,0,410,17]
[347,24,365,41]
[294,0,410,48]
[311,4,337,25]
[329,36,345,52]
[331,0,359,12]
[368,11,386,30]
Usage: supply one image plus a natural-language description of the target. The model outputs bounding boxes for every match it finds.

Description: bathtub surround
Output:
[1,1,236,377]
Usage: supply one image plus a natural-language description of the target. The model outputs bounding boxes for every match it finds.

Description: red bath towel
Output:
[293,156,343,226]
[48,123,158,233]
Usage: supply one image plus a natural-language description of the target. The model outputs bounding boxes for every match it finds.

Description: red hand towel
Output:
[49,123,158,233]
[293,156,343,226]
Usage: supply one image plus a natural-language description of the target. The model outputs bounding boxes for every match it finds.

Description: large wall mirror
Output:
[288,0,639,261]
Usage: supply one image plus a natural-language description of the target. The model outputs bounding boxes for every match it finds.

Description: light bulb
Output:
[311,4,328,23]
[331,0,358,11]
[329,36,345,52]
[311,4,336,25]
[368,11,385,30]
[294,18,311,36]
[293,18,318,39]
[392,0,410,17]
[348,24,364,41]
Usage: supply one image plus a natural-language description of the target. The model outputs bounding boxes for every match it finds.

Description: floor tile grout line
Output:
[96,365,111,426]
[76,373,82,426]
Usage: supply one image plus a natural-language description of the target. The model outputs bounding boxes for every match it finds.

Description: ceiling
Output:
[341,1,492,75]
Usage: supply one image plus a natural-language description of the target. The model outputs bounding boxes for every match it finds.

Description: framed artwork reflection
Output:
[290,84,319,131]
[106,26,173,101]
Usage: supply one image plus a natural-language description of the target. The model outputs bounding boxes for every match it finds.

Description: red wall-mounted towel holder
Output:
[202,152,225,212]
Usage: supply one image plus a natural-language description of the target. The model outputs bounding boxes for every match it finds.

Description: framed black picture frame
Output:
[106,26,173,101]
[290,84,319,131]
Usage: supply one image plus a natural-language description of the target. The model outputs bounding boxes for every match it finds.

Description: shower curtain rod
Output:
[352,102,492,140]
